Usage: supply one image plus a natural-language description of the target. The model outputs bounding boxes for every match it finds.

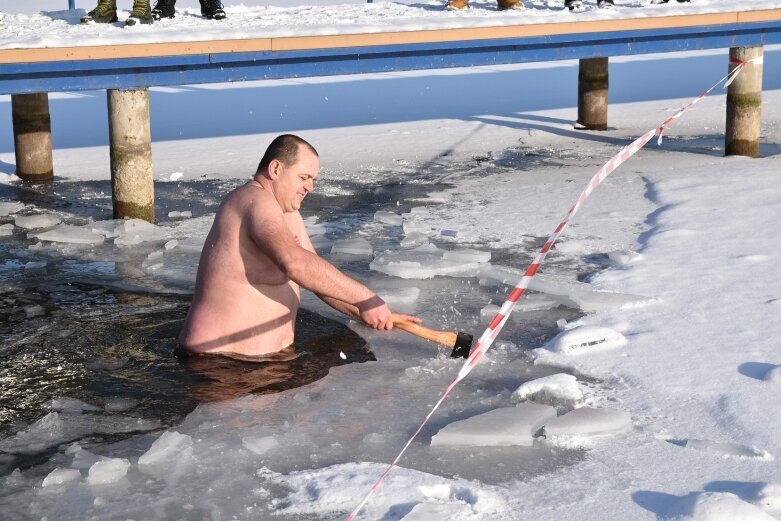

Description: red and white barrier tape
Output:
[347,55,761,521]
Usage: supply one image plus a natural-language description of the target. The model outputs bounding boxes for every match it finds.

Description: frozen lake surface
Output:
[1,2,781,518]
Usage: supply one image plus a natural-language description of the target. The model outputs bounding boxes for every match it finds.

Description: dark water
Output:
[0,281,372,472]
[0,156,591,485]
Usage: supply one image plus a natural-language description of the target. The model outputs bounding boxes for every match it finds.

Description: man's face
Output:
[274,146,319,213]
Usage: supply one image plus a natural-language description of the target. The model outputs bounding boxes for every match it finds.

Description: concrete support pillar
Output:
[726,46,763,157]
[576,57,609,131]
[107,88,155,222]
[11,93,54,182]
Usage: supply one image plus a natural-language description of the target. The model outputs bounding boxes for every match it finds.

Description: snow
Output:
[1,1,781,520]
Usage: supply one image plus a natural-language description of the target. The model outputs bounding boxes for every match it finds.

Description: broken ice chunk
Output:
[443,249,491,263]
[431,403,557,447]
[400,232,429,249]
[29,225,105,245]
[401,501,473,520]
[370,243,486,279]
[513,373,584,404]
[42,468,81,488]
[0,202,24,217]
[242,435,279,456]
[607,250,642,265]
[114,219,166,247]
[376,287,420,306]
[87,458,130,485]
[304,216,328,236]
[0,223,14,236]
[138,431,193,467]
[14,214,61,230]
[543,407,631,437]
[541,325,628,355]
[48,397,101,413]
[374,211,403,226]
[331,238,373,256]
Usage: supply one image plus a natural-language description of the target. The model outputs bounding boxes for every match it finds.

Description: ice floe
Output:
[543,407,631,437]
[431,403,556,447]
[0,201,24,216]
[138,431,194,467]
[535,325,628,356]
[513,373,584,405]
[14,213,61,230]
[41,467,81,488]
[28,224,105,245]
[371,243,489,279]
[374,210,403,226]
[87,457,130,485]
[331,237,373,256]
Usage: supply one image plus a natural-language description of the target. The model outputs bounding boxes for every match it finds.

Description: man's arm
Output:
[247,200,391,328]
[294,214,422,327]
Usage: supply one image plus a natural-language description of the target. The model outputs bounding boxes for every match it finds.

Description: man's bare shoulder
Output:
[220,181,275,215]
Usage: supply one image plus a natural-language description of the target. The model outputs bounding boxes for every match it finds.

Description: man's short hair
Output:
[256,134,318,175]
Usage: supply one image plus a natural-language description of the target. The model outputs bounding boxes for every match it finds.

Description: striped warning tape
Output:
[347,55,761,521]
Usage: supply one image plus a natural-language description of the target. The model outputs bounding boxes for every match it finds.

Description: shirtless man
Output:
[179,134,419,357]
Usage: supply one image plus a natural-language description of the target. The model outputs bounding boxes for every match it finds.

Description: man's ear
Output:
[268,159,282,180]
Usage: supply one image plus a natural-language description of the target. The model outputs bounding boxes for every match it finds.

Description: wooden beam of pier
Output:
[1,9,780,94]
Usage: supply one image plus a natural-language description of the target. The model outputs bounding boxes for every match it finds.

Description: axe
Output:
[392,317,473,358]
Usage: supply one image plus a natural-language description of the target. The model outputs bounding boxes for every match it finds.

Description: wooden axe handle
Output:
[392,318,457,349]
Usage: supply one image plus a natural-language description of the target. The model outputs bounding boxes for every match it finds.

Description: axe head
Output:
[450,331,473,359]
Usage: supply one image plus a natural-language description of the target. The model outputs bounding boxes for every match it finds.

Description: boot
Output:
[152,0,176,19]
[597,0,614,7]
[126,0,153,25]
[564,0,583,11]
[445,0,469,10]
[80,0,118,24]
[498,0,524,10]
[200,0,226,20]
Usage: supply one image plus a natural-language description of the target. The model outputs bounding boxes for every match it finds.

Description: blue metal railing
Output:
[69,0,76,9]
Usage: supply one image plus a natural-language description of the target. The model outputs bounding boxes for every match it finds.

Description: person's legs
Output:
[445,0,469,10]
[200,0,227,20]
[151,0,176,19]
[80,0,118,24]
[125,0,153,25]
[497,0,523,11]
